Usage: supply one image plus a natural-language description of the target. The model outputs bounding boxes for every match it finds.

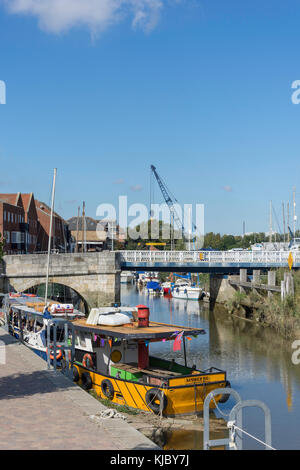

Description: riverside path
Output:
[0,327,158,450]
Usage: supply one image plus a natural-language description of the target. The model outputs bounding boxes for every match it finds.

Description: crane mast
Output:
[150,165,184,249]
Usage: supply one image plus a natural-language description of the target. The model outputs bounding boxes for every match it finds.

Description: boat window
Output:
[35,321,44,333]
[79,331,86,347]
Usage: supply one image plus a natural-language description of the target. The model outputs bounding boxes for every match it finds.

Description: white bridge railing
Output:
[118,250,300,265]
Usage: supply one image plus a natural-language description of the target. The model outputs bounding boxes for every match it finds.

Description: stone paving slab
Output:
[0,328,159,450]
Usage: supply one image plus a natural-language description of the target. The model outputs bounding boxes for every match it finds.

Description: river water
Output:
[121,283,300,450]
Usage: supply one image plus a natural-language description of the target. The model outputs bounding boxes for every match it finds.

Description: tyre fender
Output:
[101,379,114,400]
[81,371,92,390]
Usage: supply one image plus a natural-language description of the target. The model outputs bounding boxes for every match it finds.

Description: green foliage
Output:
[88,390,139,415]
[226,270,300,338]
[124,219,185,251]
[203,231,269,250]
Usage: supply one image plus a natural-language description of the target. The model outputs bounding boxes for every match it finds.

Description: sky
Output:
[1,0,300,236]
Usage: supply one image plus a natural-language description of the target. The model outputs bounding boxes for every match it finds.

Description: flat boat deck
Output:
[72,319,205,340]
[114,362,183,377]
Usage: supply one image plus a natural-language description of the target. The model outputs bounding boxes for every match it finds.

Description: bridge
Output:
[0,252,121,309]
[0,250,297,309]
[118,250,299,273]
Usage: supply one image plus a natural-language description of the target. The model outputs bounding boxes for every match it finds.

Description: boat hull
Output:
[73,363,228,416]
[172,291,201,300]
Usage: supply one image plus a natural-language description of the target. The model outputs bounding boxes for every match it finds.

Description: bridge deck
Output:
[118,250,299,273]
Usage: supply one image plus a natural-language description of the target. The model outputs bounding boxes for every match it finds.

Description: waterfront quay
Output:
[0,327,158,450]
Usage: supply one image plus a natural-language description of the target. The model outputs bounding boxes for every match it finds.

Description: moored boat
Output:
[161,281,172,294]
[171,284,203,300]
[3,293,84,362]
[146,281,161,295]
[71,305,230,416]
[120,271,135,284]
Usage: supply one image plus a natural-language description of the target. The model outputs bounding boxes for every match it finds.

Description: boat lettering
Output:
[185,376,210,384]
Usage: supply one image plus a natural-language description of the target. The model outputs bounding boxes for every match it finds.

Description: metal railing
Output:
[4,249,300,267]
[118,250,300,265]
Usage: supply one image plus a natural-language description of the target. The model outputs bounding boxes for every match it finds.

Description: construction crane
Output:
[150,165,196,250]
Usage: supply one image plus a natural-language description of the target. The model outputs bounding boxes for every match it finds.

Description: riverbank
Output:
[224,269,300,339]
[87,389,227,449]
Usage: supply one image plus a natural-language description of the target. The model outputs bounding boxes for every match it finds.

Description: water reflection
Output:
[121,284,300,449]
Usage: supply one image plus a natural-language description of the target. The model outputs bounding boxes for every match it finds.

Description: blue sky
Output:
[1,0,300,235]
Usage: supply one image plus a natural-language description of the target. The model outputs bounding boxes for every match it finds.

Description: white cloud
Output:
[1,0,168,34]
[130,184,143,191]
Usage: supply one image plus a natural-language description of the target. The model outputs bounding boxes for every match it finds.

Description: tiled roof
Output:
[71,230,107,242]
[20,193,33,212]
[0,193,20,207]
[67,216,103,231]
[35,200,65,221]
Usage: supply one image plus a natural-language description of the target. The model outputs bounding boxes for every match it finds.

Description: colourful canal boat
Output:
[71,305,230,416]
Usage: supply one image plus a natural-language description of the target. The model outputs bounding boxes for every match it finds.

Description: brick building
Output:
[0,193,28,254]
[35,200,67,252]
[0,193,68,254]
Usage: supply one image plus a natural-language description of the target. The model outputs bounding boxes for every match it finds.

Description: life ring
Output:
[101,379,114,400]
[81,372,92,390]
[145,388,167,415]
[82,353,94,369]
[218,381,231,404]
[46,345,62,361]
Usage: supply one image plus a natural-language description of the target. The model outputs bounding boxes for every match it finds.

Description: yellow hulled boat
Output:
[71,305,230,417]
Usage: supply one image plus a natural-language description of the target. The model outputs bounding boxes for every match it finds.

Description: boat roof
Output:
[6,295,84,319]
[72,318,205,340]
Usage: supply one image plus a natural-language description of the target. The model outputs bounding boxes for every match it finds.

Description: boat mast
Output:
[293,187,296,238]
[44,168,57,305]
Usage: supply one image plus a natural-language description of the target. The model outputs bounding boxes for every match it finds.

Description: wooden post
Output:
[252,270,260,294]
[239,269,247,293]
[268,271,276,298]
[75,206,80,253]
[281,280,285,301]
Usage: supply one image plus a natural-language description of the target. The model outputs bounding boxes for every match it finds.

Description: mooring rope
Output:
[227,422,276,450]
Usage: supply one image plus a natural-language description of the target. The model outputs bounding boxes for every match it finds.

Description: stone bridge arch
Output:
[2,252,121,309]
[21,280,90,314]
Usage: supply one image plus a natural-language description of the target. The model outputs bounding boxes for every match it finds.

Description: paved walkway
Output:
[0,328,159,450]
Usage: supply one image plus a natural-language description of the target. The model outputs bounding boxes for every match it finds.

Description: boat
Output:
[3,293,84,362]
[120,272,135,284]
[71,304,230,417]
[171,283,203,301]
[146,281,161,295]
[161,281,172,294]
